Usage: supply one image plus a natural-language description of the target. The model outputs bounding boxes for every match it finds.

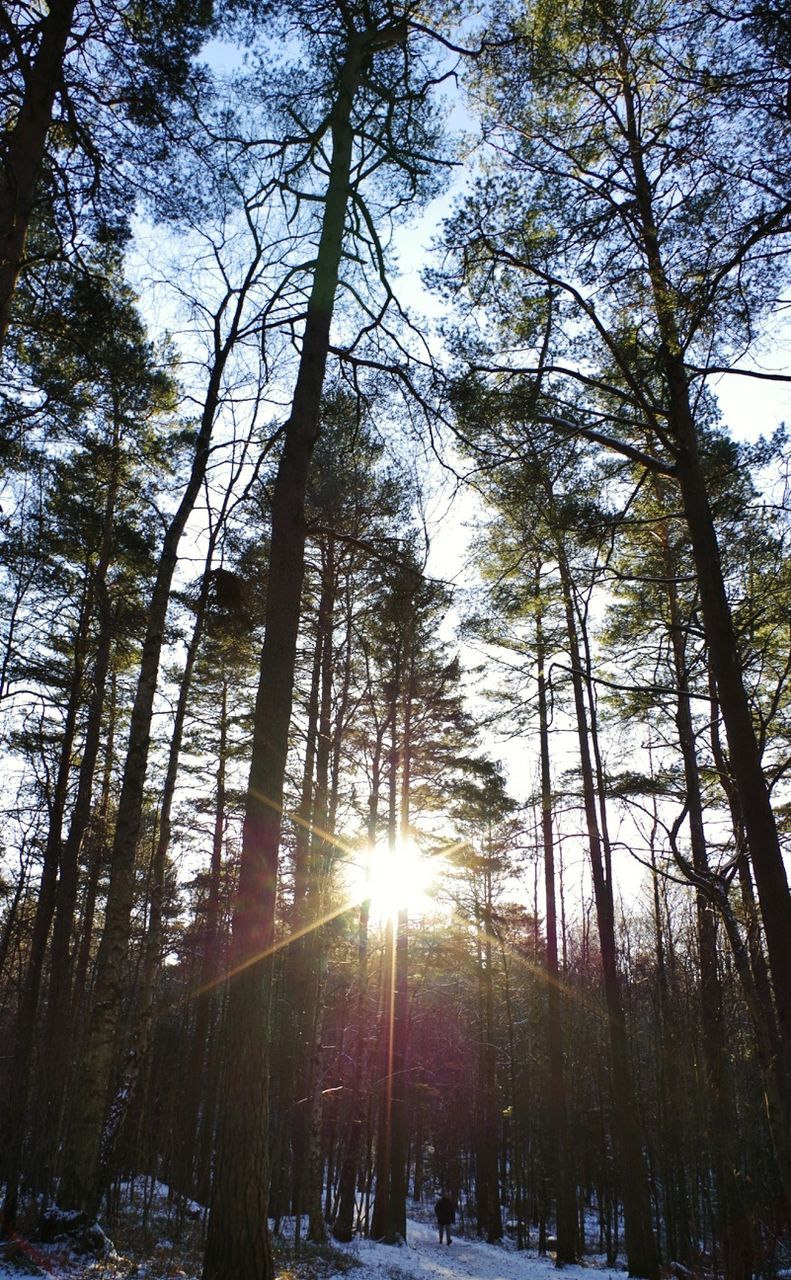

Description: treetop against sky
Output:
[1,3,791,1274]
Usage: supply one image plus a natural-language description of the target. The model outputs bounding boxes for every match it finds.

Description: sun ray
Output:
[182,787,460,1010]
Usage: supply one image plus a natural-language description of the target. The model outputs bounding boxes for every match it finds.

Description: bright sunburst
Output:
[350,838,443,923]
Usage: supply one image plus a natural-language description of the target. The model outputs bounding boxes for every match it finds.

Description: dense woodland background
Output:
[1,3,791,1280]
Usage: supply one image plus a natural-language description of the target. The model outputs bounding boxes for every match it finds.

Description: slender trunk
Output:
[333,731,382,1241]
[276,617,321,1241]
[42,430,123,1192]
[289,548,335,1250]
[40,583,114,1193]
[372,657,401,1243]
[97,518,228,1187]
[177,682,229,1198]
[51,700,116,1187]
[371,914,396,1241]
[412,1104,423,1202]
[0,0,79,345]
[305,540,336,1245]
[59,260,259,1217]
[98,818,167,1188]
[202,27,403,1276]
[388,660,412,1244]
[0,850,30,987]
[647,827,673,1258]
[329,577,354,831]
[536,598,576,1263]
[616,35,791,1082]
[556,537,658,1280]
[675,725,755,1274]
[480,876,502,1244]
[499,937,525,1247]
[2,578,92,1229]
[646,807,691,1262]
[0,519,45,702]
[707,675,781,1064]
[387,903,410,1244]
[295,618,323,914]
[68,669,116,1039]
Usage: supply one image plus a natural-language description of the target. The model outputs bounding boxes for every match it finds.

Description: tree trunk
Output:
[333,728,383,1241]
[59,261,259,1218]
[372,654,402,1243]
[66,670,117,1048]
[556,536,659,1280]
[98,513,233,1191]
[176,681,229,1199]
[202,29,393,1277]
[0,849,30,992]
[42,431,123,1195]
[2,577,92,1230]
[650,500,758,1273]
[370,913,396,1242]
[389,657,413,1244]
[616,34,791,1092]
[0,0,79,345]
[271,618,321,1239]
[535,597,576,1263]
[40,579,114,1195]
[479,883,502,1245]
[707,674,782,1071]
[305,538,337,1245]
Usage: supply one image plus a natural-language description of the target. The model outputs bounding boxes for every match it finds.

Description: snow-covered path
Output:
[336,1218,623,1280]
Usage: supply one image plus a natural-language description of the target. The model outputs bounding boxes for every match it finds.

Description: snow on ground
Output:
[337,1218,623,1280]
[0,1211,626,1280]
[335,1218,624,1280]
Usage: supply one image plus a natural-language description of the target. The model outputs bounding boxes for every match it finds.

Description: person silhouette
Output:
[434,1190,455,1244]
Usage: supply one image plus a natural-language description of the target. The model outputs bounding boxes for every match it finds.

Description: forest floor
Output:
[0,1187,632,1280]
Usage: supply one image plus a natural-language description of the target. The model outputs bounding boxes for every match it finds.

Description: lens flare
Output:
[356,838,440,922]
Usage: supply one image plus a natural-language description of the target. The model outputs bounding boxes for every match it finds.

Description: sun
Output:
[349,838,442,923]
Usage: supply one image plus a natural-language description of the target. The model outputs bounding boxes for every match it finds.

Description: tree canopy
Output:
[1,3,790,1279]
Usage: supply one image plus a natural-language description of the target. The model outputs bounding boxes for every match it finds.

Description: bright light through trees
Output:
[347,839,445,923]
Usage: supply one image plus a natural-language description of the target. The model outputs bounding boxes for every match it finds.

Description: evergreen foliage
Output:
[0,2,790,1278]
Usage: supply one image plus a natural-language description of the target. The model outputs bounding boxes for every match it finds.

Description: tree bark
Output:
[333,725,383,1242]
[389,655,412,1244]
[556,536,659,1280]
[372,651,402,1243]
[0,0,79,346]
[176,680,229,1199]
[1,575,92,1230]
[479,879,502,1244]
[615,33,791,1086]
[59,264,257,1217]
[270,618,321,1237]
[305,538,336,1245]
[41,428,123,1196]
[98,514,233,1192]
[202,26,401,1276]
[673,687,755,1273]
[535,596,577,1263]
[656,531,791,1222]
